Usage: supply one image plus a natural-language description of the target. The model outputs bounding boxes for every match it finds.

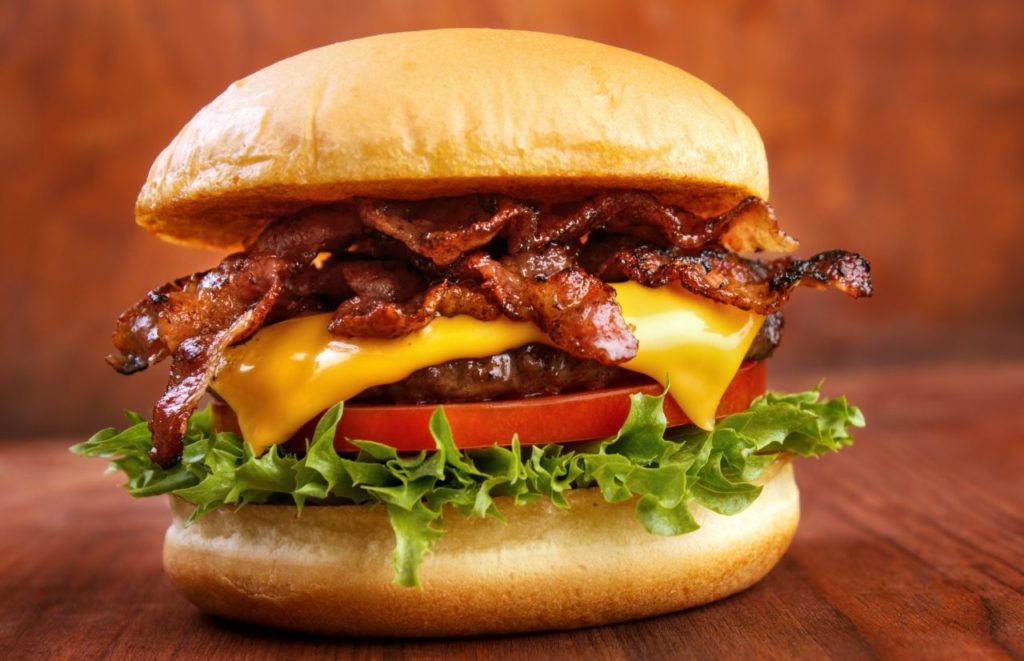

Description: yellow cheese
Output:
[211,283,763,454]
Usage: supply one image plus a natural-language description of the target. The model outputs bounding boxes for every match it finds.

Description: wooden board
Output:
[2,362,1022,658]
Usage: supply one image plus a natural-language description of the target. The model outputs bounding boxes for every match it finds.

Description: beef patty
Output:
[352,312,782,404]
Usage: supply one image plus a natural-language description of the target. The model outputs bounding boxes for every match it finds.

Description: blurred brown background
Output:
[1,0,1021,438]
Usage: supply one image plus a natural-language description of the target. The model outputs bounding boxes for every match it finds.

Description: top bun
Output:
[137,29,769,251]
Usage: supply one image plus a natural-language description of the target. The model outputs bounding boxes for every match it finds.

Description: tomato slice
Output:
[213,361,765,453]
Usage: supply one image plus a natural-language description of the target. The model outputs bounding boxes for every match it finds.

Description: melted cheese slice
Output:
[212,283,763,455]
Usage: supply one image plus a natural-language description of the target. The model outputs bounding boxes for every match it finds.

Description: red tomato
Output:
[213,361,765,453]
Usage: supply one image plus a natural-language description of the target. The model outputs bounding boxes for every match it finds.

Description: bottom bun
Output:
[164,461,799,637]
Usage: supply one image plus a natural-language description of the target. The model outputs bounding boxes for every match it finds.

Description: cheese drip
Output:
[212,283,763,454]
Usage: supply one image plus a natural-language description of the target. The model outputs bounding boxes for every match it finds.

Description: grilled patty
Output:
[352,312,782,404]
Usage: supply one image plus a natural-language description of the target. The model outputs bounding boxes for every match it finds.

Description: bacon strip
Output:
[108,279,185,375]
[328,280,500,338]
[109,255,288,465]
[527,193,797,254]
[461,248,638,365]
[357,192,797,266]
[358,197,538,267]
[327,245,637,365]
[591,244,872,314]
[111,208,365,466]
[246,204,363,260]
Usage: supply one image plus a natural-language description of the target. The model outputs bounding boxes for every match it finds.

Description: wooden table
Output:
[2,362,1022,659]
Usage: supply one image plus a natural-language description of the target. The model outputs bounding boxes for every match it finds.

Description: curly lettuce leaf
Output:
[71,387,864,587]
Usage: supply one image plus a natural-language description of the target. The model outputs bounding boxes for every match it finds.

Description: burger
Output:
[74,29,872,636]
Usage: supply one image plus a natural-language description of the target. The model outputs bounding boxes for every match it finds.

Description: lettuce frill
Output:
[72,388,864,587]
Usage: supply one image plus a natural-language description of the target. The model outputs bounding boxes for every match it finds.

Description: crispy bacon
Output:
[111,207,365,466]
[246,204,363,261]
[329,280,500,337]
[109,255,289,465]
[358,197,538,267]
[590,243,872,314]
[267,258,423,322]
[108,279,183,375]
[526,193,797,254]
[327,245,637,365]
[356,192,797,266]
[461,247,638,365]
[108,257,285,375]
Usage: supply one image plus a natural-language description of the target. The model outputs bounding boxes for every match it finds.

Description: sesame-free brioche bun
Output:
[163,461,798,637]
[137,29,769,251]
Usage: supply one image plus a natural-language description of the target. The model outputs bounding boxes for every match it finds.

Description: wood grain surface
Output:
[2,362,1022,658]
[2,0,1023,437]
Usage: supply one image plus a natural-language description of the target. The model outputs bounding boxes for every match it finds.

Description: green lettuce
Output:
[71,388,864,587]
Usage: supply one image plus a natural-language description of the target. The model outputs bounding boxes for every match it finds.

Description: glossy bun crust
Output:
[137,29,769,251]
[163,461,798,637]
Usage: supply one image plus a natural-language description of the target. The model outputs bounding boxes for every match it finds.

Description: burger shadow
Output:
[200,610,687,656]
